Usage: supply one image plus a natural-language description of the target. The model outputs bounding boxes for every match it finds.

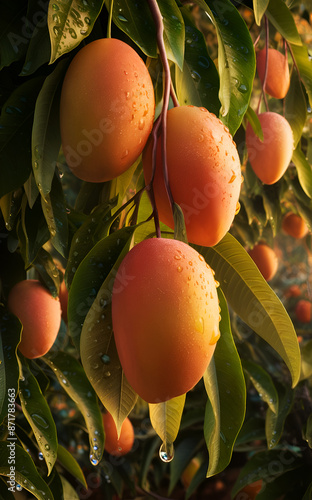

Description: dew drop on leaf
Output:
[159,441,174,463]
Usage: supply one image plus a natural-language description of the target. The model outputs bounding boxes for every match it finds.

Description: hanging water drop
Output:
[90,454,99,466]
[38,451,44,460]
[159,441,174,462]
[16,484,23,491]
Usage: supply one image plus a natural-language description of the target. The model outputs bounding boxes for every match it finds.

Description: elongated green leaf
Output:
[265,381,294,449]
[32,59,68,197]
[0,442,53,500]
[21,24,51,77]
[33,248,61,298]
[65,198,118,289]
[109,0,157,57]
[292,146,312,200]
[266,0,302,46]
[42,352,104,466]
[262,183,283,237]
[0,1,28,69]
[245,106,263,141]
[19,360,58,475]
[41,174,68,258]
[48,0,105,64]
[0,307,21,424]
[80,233,138,436]
[253,0,269,25]
[60,476,80,499]
[57,445,87,488]
[196,233,301,387]
[0,78,44,199]
[203,359,219,475]
[285,70,307,148]
[157,0,185,70]
[149,394,186,453]
[242,359,278,414]
[203,288,246,477]
[197,0,256,134]
[290,43,312,107]
[68,226,136,351]
[0,189,23,232]
[232,449,302,497]
[175,8,220,115]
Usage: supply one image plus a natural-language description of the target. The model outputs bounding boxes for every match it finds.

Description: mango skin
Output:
[60,38,155,182]
[8,279,61,359]
[142,106,241,247]
[103,413,134,456]
[245,112,293,185]
[111,238,220,403]
[248,243,278,282]
[256,48,290,99]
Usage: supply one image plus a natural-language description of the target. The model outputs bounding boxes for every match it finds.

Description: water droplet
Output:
[101,354,110,364]
[80,29,87,35]
[45,444,50,450]
[16,484,23,492]
[159,441,174,462]
[52,3,59,10]
[31,414,49,429]
[104,371,111,378]
[177,266,183,272]
[118,14,128,22]
[235,201,240,215]
[84,17,91,24]
[198,56,209,69]
[90,454,99,466]
[125,91,131,100]
[52,13,61,23]
[138,118,145,130]
[62,378,68,385]
[121,150,129,159]
[190,70,201,83]
[195,317,204,334]
[174,255,181,260]
[38,451,44,460]
[238,83,248,93]
[209,327,220,345]
[53,26,62,36]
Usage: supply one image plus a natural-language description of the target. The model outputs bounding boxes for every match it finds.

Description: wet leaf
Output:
[42,351,105,467]
[196,233,301,388]
[175,8,220,116]
[242,359,278,414]
[158,0,185,70]
[203,287,246,477]
[32,59,68,197]
[253,0,269,25]
[33,248,61,298]
[48,0,105,64]
[285,70,307,148]
[19,360,58,475]
[266,0,302,46]
[0,442,53,500]
[0,307,21,424]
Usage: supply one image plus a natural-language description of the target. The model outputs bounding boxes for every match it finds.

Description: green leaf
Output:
[266,0,302,46]
[196,233,301,388]
[60,476,80,499]
[0,189,23,232]
[203,287,246,477]
[42,351,105,466]
[231,449,302,497]
[57,445,87,488]
[292,146,312,200]
[0,1,28,69]
[65,198,118,289]
[285,70,307,148]
[32,59,68,197]
[80,232,138,436]
[173,202,188,243]
[68,226,135,351]
[175,8,220,116]
[0,77,44,199]
[33,248,61,298]
[262,183,283,237]
[0,307,21,424]
[245,106,263,141]
[253,0,269,25]
[265,381,294,449]
[197,0,256,135]
[149,394,186,455]
[256,467,308,500]
[48,0,105,64]
[19,360,58,475]
[40,174,69,258]
[20,23,51,77]
[235,417,266,446]
[242,359,278,414]
[0,442,54,500]
[290,43,312,107]
[157,0,185,70]
[109,0,157,57]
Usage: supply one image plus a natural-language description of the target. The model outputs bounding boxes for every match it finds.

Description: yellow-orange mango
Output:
[245,112,293,184]
[142,105,241,247]
[103,413,134,456]
[8,280,61,359]
[60,38,155,182]
[256,48,290,99]
[282,212,309,239]
[248,243,278,282]
[295,300,312,323]
[112,238,220,403]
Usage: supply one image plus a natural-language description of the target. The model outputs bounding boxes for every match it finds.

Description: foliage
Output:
[0,0,312,499]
